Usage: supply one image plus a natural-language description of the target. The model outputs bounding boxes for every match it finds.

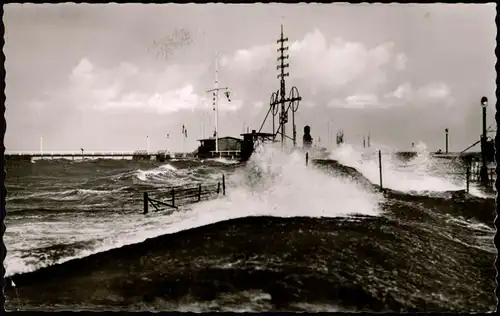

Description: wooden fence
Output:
[143,174,226,214]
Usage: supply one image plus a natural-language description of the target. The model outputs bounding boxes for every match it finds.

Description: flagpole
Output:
[206,53,231,156]
[215,53,219,153]
[327,122,330,150]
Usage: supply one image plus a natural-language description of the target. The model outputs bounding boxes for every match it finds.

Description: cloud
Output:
[38,58,248,114]
[220,45,275,74]
[384,81,451,101]
[103,84,202,113]
[394,53,408,71]
[381,81,454,107]
[253,100,264,109]
[329,81,453,110]
[218,98,244,112]
[384,82,412,99]
[417,82,451,100]
[46,30,454,116]
[302,100,317,108]
[328,94,379,109]
[288,30,399,91]
[32,57,247,117]
[219,28,408,110]
[218,28,457,113]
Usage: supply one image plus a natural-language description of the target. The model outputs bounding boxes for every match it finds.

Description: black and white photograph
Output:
[2,3,497,312]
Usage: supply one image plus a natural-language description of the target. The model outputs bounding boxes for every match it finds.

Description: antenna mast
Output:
[261,25,302,147]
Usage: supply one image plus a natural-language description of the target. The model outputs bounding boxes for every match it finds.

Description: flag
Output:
[181,125,188,138]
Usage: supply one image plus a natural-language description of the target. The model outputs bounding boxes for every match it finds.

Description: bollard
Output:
[466,166,470,193]
[378,150,383,190]
[198,183,202,202]
[222,174,226,196]
[143,192,148,215]
[217,182,220,194]
[306,152,309,166]
[171,188,175,207]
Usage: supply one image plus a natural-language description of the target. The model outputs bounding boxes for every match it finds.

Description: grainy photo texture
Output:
[2,3,498,312]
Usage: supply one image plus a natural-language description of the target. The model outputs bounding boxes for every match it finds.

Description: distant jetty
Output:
[4,151,195,162]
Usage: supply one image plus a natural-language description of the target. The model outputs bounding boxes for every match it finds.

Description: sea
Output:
[3,142,497,312]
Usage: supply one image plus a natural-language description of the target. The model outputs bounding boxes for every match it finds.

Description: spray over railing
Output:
[306,150,495,194]
[375,150,495,193]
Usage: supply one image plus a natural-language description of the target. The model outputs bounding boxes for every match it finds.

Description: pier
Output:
[5,151,195,162]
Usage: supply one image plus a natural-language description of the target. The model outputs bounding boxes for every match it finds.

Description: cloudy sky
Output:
[4,3,497,153]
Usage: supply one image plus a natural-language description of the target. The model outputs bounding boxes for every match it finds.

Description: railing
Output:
[466,159,496,191]
[307,150,496,193]
[143,174,226,215]
[208,150,241,158]
[4,151,193,159]
[375,151,495,193]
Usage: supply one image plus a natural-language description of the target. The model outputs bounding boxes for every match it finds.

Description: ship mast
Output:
[206,53,230,154]
[215,54,219,153]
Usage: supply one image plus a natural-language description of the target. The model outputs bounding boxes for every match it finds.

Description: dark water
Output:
[4,146,496,312]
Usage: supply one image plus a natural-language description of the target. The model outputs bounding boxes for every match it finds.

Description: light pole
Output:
[166,134,170,153]
[40,136,43,158]
[480,96,489,186]
[445,128,449,154]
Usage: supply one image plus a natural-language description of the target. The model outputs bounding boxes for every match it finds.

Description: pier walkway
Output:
[5,151,193,161]
[4,150,242,161]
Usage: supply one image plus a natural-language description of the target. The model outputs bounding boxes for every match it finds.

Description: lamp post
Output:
[480,96,489,186]
[445,128,449,154]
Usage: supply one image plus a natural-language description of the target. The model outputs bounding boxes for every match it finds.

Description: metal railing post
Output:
[378,150,383,190]
[466,166,470,193]
[144,192,148,214]
[222,174,226,196]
